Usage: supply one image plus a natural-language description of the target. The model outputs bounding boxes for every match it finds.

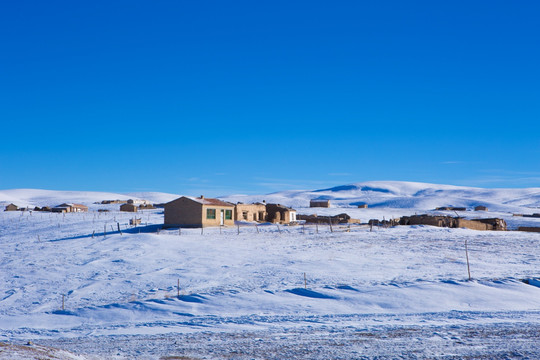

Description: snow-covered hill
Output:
[222,181,540,213]
[0,210,539,358]
[3,181,540,215]
[0,189,180,210]
[1,181,540,358]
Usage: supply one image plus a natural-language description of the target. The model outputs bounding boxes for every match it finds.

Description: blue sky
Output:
[1,1,539,196]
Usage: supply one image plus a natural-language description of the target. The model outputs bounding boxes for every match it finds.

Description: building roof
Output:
[191,197,234,207]
[53,203,87,208]
[166,196,233,207]
[267,203,296,211]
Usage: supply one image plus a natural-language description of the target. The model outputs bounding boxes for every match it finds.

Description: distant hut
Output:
[4,203,19,211]
[310,199,330,208]
[52,204,71,213]
[358,203,368,209]
[120,204,138,212]
[474,205,488,211]
[71,204,88,212]
[139,204,156,210]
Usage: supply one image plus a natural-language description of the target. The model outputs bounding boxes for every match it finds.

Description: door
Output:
[220,209,224,225]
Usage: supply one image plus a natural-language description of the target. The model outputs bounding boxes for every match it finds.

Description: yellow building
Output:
[164,196,235,228]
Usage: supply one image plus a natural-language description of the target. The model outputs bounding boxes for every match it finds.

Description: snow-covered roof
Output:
[184,196,234,207]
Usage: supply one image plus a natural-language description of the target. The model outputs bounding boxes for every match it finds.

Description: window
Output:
[206,208,216,219]
[242,211,248,220]
[225,210,232,220]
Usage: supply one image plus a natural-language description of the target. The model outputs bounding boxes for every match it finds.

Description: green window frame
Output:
[225,209,232,220]
[206,208,216,219]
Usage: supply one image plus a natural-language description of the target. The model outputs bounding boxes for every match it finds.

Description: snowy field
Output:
[1,183,540,359]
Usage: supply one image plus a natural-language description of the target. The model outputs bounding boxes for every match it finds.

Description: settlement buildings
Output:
[164,196,298,228]
[399,215,506,231]
[164,196,235,228]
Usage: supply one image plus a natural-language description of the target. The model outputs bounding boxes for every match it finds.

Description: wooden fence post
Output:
[304,272,307,289]
[465,239,472,281]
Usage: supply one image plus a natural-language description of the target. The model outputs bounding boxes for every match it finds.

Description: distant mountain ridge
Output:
[222,181,540,213]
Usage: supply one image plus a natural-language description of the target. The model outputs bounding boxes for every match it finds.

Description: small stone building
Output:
[51,203,88,213]
[399,215,506,231]
[4,203,19,211]
[71,204,88,212]
[120,203,138,212]
[474,206,488,211]
[266,204,297,224]
[235,202,267,222]
[139,204,156,210]
[310,199,330,208]
[164,196,235,228]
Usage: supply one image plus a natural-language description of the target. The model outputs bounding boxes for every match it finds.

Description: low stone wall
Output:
[456,219,491,231]
[518,227,540,233]
[297,213,360,224]
[399,215,506,231]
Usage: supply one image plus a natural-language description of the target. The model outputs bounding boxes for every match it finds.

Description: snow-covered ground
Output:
[1,182,540,359]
